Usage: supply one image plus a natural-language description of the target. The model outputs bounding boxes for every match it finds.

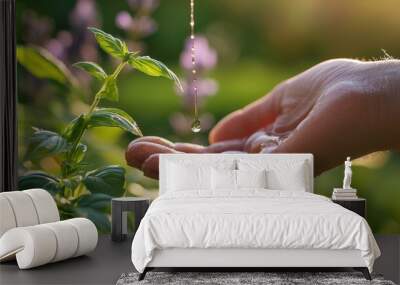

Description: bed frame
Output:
[139,154,372,281]
[139,248,371,280]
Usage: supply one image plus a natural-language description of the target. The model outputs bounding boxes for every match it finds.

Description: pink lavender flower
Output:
[45,39,65,60]
[68,0,100,63]
[177,36,219,108]
[116,13,157,37]
[171,35,219,135]
[69,0,99,28]
[45,31,73,62]
[131,16,157,36]
[180,36,218,72]
[116,0,159,53]
[116,11,133,30]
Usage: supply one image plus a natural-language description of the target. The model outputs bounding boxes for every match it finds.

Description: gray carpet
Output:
[117,272,395,285]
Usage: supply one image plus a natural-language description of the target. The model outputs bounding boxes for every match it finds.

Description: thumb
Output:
[209,87,281,144]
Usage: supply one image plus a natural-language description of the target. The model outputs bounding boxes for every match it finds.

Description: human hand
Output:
[126,59,400,179]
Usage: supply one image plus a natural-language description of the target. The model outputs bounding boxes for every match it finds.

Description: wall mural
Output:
[15,0,400,233]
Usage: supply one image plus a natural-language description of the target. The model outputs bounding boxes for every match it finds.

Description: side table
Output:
[111,197,150,242]
[332,198,366,218]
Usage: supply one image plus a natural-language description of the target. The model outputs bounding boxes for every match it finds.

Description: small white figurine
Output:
[342,157,352,189]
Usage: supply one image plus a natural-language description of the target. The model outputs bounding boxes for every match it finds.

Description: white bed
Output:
[131,154,380,280]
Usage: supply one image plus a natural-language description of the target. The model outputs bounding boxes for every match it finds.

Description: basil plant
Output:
[17,28,181,231]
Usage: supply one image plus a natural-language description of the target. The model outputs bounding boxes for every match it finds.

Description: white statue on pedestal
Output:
[343,157,352,189]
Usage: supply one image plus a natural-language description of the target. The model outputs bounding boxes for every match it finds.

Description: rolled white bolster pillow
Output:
[0,196,17,237]
[0,226,57,269]
[24,189,60,224]
[42,221,79,262]
[0,218,98,269]
[1,192,39,227]
[66,218,98,257]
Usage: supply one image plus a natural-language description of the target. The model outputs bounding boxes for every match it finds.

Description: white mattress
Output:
[131,190,380,273]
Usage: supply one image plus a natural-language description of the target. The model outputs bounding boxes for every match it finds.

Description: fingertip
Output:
[142,154,160,179]
[125,141,176,169]
[125,142,146,168]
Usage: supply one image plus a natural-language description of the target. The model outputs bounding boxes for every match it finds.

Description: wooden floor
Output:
[0,235,399,285]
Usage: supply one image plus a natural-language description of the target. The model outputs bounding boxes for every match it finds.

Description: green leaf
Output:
[128,55,183,91]
[27,128,69,160]
[71,143,87,163]
[17,46,77,87]
[77,193,112,210]
[83,166,125,197]
[73,61,107,81]
[98,77,119,102]
[74,206,110,233]
[18,172,61,194]
[88,27,128,59]
[58,204,76,220]
[61,176,81,191]
[63,115,86,142]
[88,108,142,136]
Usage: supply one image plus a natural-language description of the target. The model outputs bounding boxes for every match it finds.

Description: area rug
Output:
[116,271,395,285]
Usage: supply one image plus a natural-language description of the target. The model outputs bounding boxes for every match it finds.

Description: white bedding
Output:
[131,190,380,273]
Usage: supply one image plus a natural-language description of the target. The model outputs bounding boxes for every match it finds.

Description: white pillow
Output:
[238,159,308,191]
[266,162,307,191]
[236,169,267,189]
[167,162,211,191]
[211,169,268,190]
[211,168,236,190]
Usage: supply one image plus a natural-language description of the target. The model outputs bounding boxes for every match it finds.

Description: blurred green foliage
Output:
[16,0,400,233]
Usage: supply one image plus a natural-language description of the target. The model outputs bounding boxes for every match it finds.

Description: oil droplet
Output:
[191,119,201,133]
[189,0,201,135]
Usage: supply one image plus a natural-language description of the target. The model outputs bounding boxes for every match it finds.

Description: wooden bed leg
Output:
[362,268,372,281]
[138,268,148,281]
[354,267,371,280]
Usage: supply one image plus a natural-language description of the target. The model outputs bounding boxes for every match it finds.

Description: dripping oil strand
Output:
[190,0,201,133]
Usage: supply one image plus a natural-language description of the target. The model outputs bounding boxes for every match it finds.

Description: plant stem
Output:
[88,61,126,114]
[63,61,127,178]
[87,61,126,114]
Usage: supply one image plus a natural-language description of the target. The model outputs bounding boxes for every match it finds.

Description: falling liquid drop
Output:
[191,119,201,133]
[189,0,201,133]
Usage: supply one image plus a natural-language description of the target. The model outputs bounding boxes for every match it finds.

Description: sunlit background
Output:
[16,0,400,233]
